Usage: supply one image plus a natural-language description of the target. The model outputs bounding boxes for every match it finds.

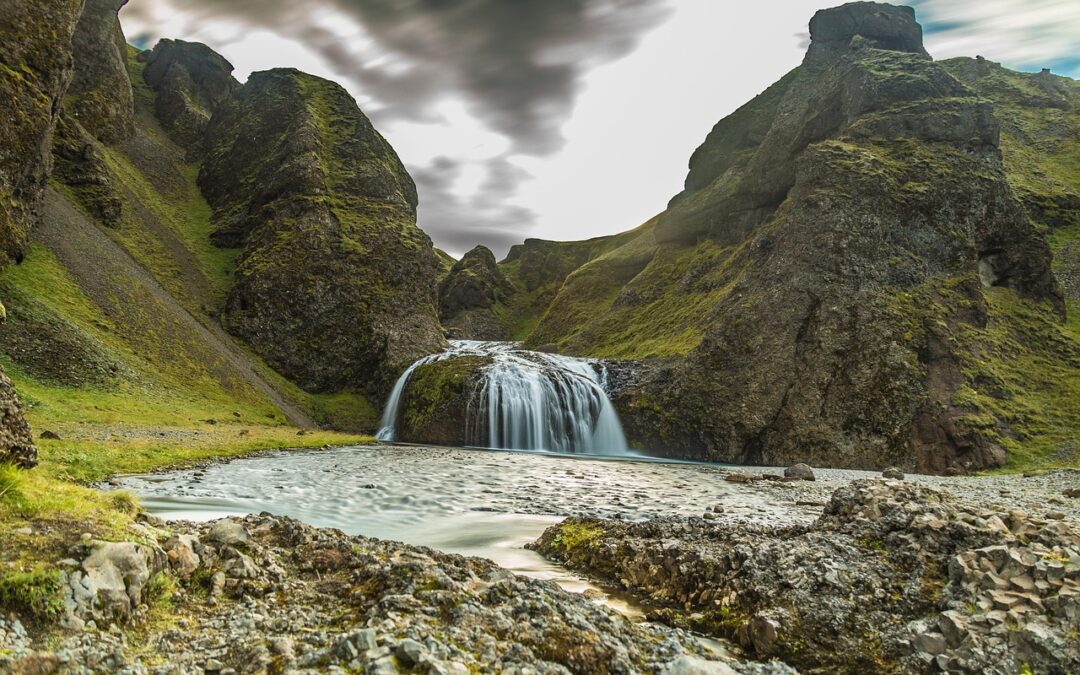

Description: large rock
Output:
[0,0,85,267]
[396,356,492,446]
[62,540,166,627]
[200,69,444,396]
[141,39,241,151]
[438,245,515,339]
[66,0,134,143]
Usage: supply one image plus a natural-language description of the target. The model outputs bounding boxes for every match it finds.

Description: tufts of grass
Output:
[0,463,25,504]
[0,569,64,622]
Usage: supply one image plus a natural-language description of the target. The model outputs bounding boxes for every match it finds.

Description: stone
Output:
[724,472,756,484]
[912,631,948,655]
[882,467,905,480]
[39,430,61,440]
[747,615,780,655]
[394,638,425,667]
[78,541,155,620]
[164,534,200,579]
[660,655,739,674]
[1064,488,1080,498]
[784,464,815,481]
[205,520,252,547]
[0,370,36,468]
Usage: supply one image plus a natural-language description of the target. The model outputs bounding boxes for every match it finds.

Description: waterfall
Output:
[377,341,629,455]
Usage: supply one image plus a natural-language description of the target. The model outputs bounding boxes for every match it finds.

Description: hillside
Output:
[440,3,1080,473]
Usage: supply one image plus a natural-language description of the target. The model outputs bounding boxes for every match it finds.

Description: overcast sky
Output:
[119,0,1080,258]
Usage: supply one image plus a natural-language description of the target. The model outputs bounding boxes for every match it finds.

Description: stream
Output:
[115,444,819,617]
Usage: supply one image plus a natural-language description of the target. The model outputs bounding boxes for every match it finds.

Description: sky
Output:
[119,0,1080,258]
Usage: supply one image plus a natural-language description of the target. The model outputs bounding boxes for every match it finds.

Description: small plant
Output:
[144,571,179,610]
[0,463,25,504]
[109,490,139,515]
[0,569,65,621]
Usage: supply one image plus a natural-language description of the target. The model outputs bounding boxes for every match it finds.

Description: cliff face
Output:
[0,0,86,467]
[66,0,134,143]
[513,2,1079,473]
[200,68,444,396]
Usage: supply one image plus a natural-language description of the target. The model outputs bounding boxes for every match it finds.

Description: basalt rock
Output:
[200,69,444,396]
[141,39,241,152]
[66,0,135,143]
[51,112,123,227]
[438,245,516,339]
[0,0,84,267]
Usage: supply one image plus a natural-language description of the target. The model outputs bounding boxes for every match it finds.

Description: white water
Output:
[376,341,629,455]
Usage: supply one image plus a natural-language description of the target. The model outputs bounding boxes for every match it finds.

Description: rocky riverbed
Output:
[4,445,1078,673]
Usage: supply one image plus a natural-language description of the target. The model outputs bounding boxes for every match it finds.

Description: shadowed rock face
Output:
[0,368,36,468]
[141,39,241,152]
[438,245,516,339]
[0,0,84,268]
[200,68,444,396]
[67,0,135,143]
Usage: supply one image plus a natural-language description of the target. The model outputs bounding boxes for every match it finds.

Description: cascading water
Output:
[376,341,629,455]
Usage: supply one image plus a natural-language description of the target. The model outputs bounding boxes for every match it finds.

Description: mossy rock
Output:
[397,355,491,446]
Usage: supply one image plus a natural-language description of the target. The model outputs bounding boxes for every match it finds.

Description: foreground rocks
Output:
[533,478,1080,673]
[6,513,790,674]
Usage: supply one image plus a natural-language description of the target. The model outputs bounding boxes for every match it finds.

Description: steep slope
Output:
[200,68,445,398]
[1,0,435,437]
[509,2,1079,473]
[438,245,516,339]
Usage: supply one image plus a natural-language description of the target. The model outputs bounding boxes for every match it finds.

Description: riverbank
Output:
[534,472,1080,674]
[0,420,370,639]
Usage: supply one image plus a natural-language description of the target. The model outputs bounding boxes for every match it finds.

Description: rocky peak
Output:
[67,0,135,143]
[439,245,514,316]
[806,1,928,63]
[141,39,241,151]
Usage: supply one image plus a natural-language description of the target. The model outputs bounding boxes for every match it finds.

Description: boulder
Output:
[882,467,905,480]
[205,519,252,547]
[784,463,815,481]
[62,541,165,624]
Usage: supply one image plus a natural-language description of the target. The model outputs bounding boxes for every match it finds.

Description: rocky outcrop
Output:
[66,0,134,143]
[51,112,123,227]
[0,369,36,468]
[523,2,1071,472]
[0,0,85,267]
[141,39,241,152]
[200,68,444,395]
[438,245,515,339]
[534,478,1080,673]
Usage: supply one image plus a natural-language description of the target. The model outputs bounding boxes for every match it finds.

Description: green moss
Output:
[546,521,605,554]
[0,569,64,622]
[401,356,488,433]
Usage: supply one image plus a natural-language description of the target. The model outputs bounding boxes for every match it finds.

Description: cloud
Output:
[122,0,672,254]
[915,0,1080,77]
[412,155,536,258]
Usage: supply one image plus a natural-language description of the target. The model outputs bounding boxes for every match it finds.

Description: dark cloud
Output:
[122,0,672,252]
[413,155,536,258]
